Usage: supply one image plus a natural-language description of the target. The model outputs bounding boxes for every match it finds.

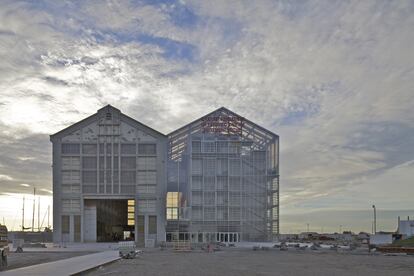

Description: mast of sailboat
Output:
[47,205,50,229]
[22,196,25,231]
[37,196,40,231]
[32,187,36,232]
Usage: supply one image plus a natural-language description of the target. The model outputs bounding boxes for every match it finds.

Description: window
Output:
[121,144,136,155]
[166,192,180,220]
[127,200,135,226]
[149,216,157,234]
[106,112,112,120]
[82,144,97,155]
[138,144,156,155]
[167,208,178,220]
[62,215,70,234]
[167,192,180,208]
[62,144,80,154]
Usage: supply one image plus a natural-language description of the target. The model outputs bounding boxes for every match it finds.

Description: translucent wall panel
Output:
[203,159,216,176]
[229,159,240,175]
[192,191,202,205]
[192,159,202,175]
[62,157,80,170]
[204,207,215,220]
[121,171,135,183]
[138,144,156,155]
[216,177,227,190]
[137,171,156,184]
[121,144,136,154]
[202,141,215,153]
[216,158,228,176]
[62,171,80,183]
[192,141,201,153]
[192,207,202,220]
[138,199,156,213]
[137,157,156,170]
[61,143,80,154]
[137,184,156,194]
[204,176,215,191]
[82,157,97,169]
[217,141,228,153]
[121,157,136,170]
[82,144,97,155]
[204,192,215,205]
[192,176,202,190]
[62,199,81,213]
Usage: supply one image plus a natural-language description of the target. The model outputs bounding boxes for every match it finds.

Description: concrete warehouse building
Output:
[50,105,279,246]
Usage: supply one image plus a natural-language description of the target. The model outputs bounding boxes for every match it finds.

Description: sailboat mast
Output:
[32,187,36,232]
[22,196,25,231]
[47,205,50,229]
[38,196,40,231]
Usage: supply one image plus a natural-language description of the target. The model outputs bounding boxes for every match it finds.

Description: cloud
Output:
[0,0,413,232]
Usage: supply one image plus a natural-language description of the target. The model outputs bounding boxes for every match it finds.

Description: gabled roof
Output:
[50,104,166,141]
[168,106,279,138]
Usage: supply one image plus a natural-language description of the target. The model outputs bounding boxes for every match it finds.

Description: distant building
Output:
[398,217,414,238]
[51,105,280,245]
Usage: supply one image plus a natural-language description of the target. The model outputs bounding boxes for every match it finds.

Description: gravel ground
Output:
[3,251,97,271]
[86,248,414,276]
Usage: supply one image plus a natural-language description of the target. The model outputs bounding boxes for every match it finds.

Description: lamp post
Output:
[372,205,376,234]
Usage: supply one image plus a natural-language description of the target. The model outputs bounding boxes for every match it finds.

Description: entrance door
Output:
[137,215,145,247]
[84,206,97,242]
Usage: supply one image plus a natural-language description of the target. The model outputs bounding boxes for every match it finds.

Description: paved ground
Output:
[86,248,414,276]
[2,251,96,271]
[2,251,119,276]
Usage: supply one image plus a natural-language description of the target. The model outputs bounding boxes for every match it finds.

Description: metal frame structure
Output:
[167,107,279,242]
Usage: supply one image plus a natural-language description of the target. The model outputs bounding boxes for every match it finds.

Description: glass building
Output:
[166,107,279,242]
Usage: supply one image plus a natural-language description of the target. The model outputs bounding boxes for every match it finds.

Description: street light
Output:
[372,205,376,234]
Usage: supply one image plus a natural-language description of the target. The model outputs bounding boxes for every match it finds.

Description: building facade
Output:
[50,105,167,246]
[51,105,279,245]
[166,108,279,242]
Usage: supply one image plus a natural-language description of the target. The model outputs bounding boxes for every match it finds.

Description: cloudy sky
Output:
[0,0,413,233]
